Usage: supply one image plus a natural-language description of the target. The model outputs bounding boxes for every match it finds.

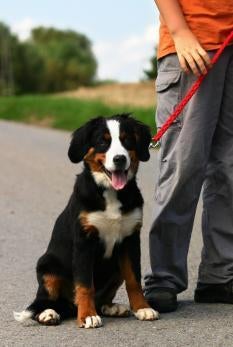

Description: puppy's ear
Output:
[68,117,103,163]
[133,119,151,162]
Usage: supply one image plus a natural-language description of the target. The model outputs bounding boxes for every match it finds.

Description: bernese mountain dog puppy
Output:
[14,114,159,328]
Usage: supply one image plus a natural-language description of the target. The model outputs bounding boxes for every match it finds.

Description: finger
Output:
[183,52,200,76]
[178,53,190,74]
[192,50,208,75]
[197,47,212,68]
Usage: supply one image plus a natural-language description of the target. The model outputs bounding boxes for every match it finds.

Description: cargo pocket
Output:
[154,70,182,199]
[156,70,182,128]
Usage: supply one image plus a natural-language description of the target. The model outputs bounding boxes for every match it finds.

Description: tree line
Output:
[0,21,157,96]
[0,22,97,95]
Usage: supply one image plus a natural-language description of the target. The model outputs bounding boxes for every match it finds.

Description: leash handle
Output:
[150,30,233,148]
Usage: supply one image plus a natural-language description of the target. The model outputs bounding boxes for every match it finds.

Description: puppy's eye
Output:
[95,138,110,151]
[98,141,108,147]
[122,137,134,150]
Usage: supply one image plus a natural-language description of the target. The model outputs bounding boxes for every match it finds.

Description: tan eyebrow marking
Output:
[103,132,111,140]
[119,131,127,141]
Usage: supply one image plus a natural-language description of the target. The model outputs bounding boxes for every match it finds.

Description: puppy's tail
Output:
[14,298,77,323]
[13,299,48,323]
[13,309,33,323]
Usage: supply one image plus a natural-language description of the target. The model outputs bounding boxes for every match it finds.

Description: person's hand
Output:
[172,28,212,76]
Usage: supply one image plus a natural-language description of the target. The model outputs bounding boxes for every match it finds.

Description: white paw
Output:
[101,303,130,317]
[38,309,60,325]
[82,315,102,329]
[134,308,159,321]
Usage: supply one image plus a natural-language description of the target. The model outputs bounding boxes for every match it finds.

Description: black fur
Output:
[68,116,106,163]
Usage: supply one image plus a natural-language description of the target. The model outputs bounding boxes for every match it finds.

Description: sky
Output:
[1,0,160,82]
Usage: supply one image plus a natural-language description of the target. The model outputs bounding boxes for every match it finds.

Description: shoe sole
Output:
[146,298,178,313]
[195,295,233,304]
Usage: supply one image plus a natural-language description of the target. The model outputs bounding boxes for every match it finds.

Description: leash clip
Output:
[149,140,161,150]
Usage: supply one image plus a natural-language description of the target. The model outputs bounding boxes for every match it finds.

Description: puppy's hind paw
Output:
[37,309,60,326]
[101,303,130,317]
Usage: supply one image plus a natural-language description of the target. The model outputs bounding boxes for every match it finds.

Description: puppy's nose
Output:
[113,155,127,169]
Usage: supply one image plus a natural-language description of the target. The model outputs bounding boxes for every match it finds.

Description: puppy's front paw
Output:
[134,308,159,321]
[79,315,103,329]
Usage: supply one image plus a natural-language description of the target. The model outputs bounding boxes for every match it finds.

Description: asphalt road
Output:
[1,120,233,347]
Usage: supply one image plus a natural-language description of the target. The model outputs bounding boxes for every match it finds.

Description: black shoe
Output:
[144,287,178,313]
[194,281,233,304]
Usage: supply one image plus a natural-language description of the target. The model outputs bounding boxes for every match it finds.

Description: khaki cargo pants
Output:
[145,45,233,293]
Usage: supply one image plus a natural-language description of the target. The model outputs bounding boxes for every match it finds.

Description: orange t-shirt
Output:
[157,0,233,59]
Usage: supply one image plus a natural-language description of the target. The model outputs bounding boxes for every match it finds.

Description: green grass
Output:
[0,95,156,132]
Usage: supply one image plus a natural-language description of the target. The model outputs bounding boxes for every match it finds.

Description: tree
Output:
[30,27,97,92]
[144,48,157,80]
[0,22,16,95]
[14,42,45,93]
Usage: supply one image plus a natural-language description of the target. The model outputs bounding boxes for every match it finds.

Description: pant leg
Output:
[145,49,231,293]
[198,46,233,285]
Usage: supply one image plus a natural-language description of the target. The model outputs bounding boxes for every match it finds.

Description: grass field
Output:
[0,94,156,131]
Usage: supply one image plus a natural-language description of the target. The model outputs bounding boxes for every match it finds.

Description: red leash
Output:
[150,30,233,148]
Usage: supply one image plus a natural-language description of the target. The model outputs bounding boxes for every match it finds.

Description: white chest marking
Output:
[87,190,142,258]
